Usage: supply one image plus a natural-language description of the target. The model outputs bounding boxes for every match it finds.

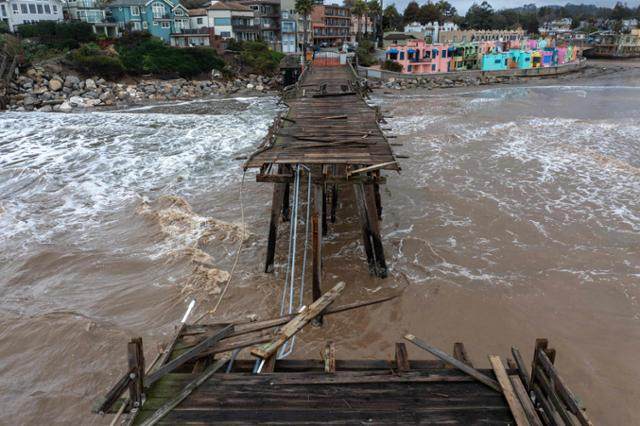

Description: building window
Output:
[29,4,36,13]
[131,6,140,16]
[432,64,436,71]
[161,21,170,28]
[152,3,164,19]
[214,17,230,26]
[37,4,43,13]
[53,5,57,12]
[196,17,203,24]
[142,21,147,28]
[44,4,50,13]
[174,9,183,16]
[220,31,230,37]
[399,52,404,60]
[13,4,20,14]
[132,21,141,30]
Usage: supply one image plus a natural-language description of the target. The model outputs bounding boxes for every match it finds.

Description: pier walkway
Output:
[244,63,399,288]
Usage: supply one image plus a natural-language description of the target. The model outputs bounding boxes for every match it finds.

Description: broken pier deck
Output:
[244,63,399,282]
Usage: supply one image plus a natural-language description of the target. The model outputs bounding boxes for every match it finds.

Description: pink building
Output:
[556,47,567,64]
[386,40,453,73]
[527,39,538,50]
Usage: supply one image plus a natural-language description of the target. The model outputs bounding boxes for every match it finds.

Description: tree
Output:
[418,2,441,25]
[367,0,382,43]
[521,13,539,35]
[436,0,457,21]
[464,1,495,30]
[295,0,314,59]
[383,4,403,31]
[403,1,420,25]
[353,0,367,41]
[611,1,633,20]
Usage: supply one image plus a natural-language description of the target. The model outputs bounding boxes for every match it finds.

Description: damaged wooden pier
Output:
[96,284,593,426]
[244,62,399,283]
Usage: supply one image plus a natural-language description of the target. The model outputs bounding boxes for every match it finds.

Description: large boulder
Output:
[59,101,73,112]
[64,75,81,87]
[85,78,97,90]
[69,96,85,107]
[49,79,63,91]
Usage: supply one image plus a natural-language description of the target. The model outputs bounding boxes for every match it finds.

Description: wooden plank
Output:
[127,338,144,409]
[265,182,286,273]
[145,325,233,387]
[251,282,346,359]
[138,356,230,426]
[529,338,548,390]
[533,366,577,426]
[510,375,544,426]
[511,347,530,392]
[453,342,472,367]
[323,342,336,373]
[536,350,593,426]
[532,383,562,426]
[404,334,501,393]
[488,355,530,426]
[347,161,398,177]
[94,367,133,414]
[157,324,186,366]
[395,343,410,372]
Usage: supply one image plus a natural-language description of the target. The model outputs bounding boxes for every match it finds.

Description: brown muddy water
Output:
[1,64,639,425]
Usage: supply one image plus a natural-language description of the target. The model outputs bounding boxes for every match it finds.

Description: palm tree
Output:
[295,0,314,60]
[353,0,367,41]
[367,0,381,43]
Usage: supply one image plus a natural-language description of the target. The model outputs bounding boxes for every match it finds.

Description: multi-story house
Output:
[204,1,257,42]
[311,4,350,47]
[279,9,296,53]
[107,0,189,43]
[0,0,63,32]
[239,0,279,49]
[66,0,120,37]
[170,8,211,47]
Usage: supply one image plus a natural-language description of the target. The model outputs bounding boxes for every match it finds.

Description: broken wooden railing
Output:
[94,285,394,424]
[405,334,593,426]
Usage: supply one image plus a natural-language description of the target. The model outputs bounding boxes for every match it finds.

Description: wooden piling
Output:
[354,183,375,275]
[265,182,286,273]
[364,184,387,278]
[127,337,144,409]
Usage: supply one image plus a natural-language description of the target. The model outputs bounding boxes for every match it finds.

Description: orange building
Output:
[311,4,351,47]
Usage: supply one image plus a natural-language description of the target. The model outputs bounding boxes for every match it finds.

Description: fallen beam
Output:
[404,334,501,392]
[251,282,346,359]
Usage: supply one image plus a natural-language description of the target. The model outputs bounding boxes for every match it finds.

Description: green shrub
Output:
[73,54,125,79]
[114,32,226,78]
[17,21,95,49]
[381,60,402,72]
[231,40,285,75]
[356,46,377,66]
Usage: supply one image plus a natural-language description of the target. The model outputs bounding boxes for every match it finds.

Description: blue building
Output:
[480,52,508,71]
[106,0,190,43]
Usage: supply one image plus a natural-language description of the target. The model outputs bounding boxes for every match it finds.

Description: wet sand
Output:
[1,64,639,425]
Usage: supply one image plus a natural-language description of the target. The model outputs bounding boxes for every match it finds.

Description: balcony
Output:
[176,28,211,34]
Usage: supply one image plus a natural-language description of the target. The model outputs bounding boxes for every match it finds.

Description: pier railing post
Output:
[127,337,144,409]
[312,183,323,324]
[265,181,286,273]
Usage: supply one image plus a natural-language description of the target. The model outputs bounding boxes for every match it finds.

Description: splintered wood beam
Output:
[489,355,531,426]
[127,337,144,409]
[138,356,230,426]
[511,347,530,392]
[265,182,286,273]
[323,342,336,373]
[453,342,473,367]
[347,161,398,177]
[256,174,387,185]
[404,334,501,393]
[145,324,233,388]
[510,375,544,426]
[395,343,410,372]
[251,282,346,360]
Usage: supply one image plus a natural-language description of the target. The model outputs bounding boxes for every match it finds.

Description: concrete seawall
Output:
[357,58,588,83]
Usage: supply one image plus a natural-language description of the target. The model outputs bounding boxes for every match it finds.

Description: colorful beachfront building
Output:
[386,40,453,73]
[385,36,580,74]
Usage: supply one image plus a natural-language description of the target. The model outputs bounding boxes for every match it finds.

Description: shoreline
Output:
[4,66,281,113]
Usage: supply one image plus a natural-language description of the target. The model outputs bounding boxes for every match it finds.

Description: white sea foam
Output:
[0,97,280,256]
